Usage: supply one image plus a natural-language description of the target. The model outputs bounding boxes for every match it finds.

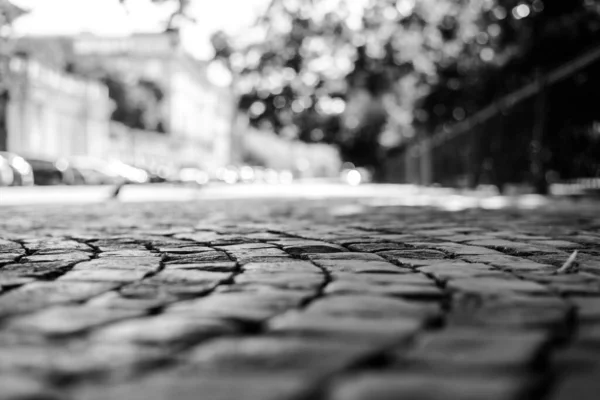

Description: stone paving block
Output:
[325,280,444,299]
[327,372,529,400]
[0,239,24,253]
[242,260,321,273]
[313,259,406,274]
[466,239,562,255]
[72,257,161,272]
[75,373,310,400]
[20,251,92,264]
[419,262,510,282]
[570,297,600,322]
[0,253,24,264]
[547,369,600,400]
[164,261,238,272]
[268,310,422,343]
[0,342,169,381]
[347,242,412,252]
[86,290,176,310]
[59,268,150,283]
[449,295,570,329]
[305,252,387,261]
[93,315,238,346]
[304,295,440,320]
[331,272,435,285]
[0,261,72,278]
[0,276,34,288]
[98,250,159,258]
[415,242,504,256]
[168,291,310,322]
[185,336,372,376]
[0,281,119,317]
[447,277,550,295]
[215,243,277,251]
[5,305,143,336]
[461,254,556,273]
[23,239,93,253]
[163,251,230,264]
[0,374,62,400]
[393,328,548,370]
[234,272,324,290]
[530,240,584,250]
[155,246,214,253]
[150,269,231,286]
[282,241,346,255]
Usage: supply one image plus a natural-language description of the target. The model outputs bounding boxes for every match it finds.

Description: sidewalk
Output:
[0,195,599,399]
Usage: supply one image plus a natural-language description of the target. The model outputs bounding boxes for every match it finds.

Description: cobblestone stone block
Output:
[461,254,556,273]
[234,272,323,290]
[93,315,238,346]
[242,260,321,273]
[0,261,73,278]
[282,241,346,255]
[20,251,92,264]
[0,281,118,317]
[304,295,440,320]
[6,305,143,336]
[164,251,230,264]
[313,259,405,274]
[72,257,161,272]
[59,268,150,283]
[325,280,444,299]
[186,336,372,376]
[327,372,529,400]
[393,328,547,370]
[416,242,504,256]
[0,374,62,400]
[447,277,550,295]
[168,291,310,322]
[306,252,387,261]
[86,290,176,310]
[269,310,422,342]
[164,261,238,272]
[420,262,509,282]
[75,373,310,400]
[347,243,412,252]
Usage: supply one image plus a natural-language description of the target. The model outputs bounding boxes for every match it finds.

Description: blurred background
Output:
[0,0,599,196]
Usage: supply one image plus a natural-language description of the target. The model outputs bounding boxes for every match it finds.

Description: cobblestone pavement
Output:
[1,195,600,400]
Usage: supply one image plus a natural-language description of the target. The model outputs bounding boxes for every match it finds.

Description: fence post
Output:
[531,68,548,194]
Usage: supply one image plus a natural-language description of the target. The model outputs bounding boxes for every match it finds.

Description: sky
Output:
[11,0,272,60]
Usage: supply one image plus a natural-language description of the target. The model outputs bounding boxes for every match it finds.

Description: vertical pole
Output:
[531,69,548,194]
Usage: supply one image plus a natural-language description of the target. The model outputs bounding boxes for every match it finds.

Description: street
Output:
[0,186,600,399]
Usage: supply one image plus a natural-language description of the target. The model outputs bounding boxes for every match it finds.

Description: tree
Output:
[419,0,600,191]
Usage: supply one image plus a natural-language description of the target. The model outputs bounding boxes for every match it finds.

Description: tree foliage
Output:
[214,0,600,184]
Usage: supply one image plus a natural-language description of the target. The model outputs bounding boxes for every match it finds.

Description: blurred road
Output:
[0,182,560,211]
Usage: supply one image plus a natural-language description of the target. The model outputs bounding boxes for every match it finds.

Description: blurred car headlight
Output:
[12,156,32,174]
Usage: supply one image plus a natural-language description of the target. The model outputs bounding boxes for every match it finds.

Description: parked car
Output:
[0,152,34,186]
[0,154,14,186]
[24,157,65,185]
[21,156,87,186]
[68,157,123,185]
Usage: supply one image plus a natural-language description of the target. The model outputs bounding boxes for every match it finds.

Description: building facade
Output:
[14,31,235,170]
[6,56,113,159]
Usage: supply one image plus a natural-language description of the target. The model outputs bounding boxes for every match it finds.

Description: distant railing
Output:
[427,43,600,149]
[401,42,600,188]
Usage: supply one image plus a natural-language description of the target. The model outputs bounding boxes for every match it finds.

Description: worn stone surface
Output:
[0,196,599,399]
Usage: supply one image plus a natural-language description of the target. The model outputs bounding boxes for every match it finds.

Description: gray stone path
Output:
[1,197,600,399]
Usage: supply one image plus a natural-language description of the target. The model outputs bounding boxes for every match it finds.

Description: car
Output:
[0,154,15,186]
[23,157,66,185]
[68,157,123,185]
[0,151,34,186]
